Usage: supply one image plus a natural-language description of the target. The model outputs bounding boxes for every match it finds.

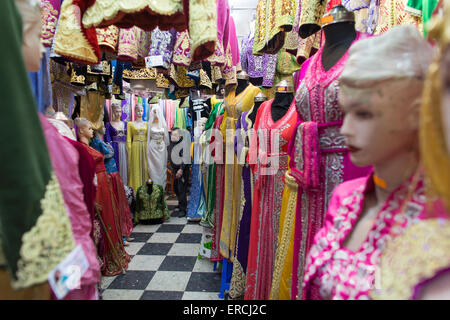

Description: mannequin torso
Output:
[271,92,293,122]
[235,79,250,96]
[322,22,357,72]
[248,100,265,125]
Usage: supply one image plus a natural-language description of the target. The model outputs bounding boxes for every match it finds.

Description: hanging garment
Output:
[245,99,298,300]
[105,121,129,186]
[186,102,207,221]
[124,185,136,221]
[90,137,133,239]
[374,0,422,34]
[210,114,225,263]
[240,34,277,88]
[269,167,299,300]
[117,27,139,61]
[200,101,225,228]
[41,0,62,47]
[146,103,170,189]
[0,0,75,294]
[173,30,192,67]
[81,0,217,61]
[127,121,149,193]
[269,58,310,301]
[228,109,255,300]
[290,32,372,300]
[134,183,170,222]
[79,142,130,277]
[219,83,261,260]
[28,48,53,114]
[405,0,439,36]
[53,0,101,64]
[40,115,100,300]
[96,25,120,53]
[253,0,297,55]
[222,16,239,86]
[148,27,177,70]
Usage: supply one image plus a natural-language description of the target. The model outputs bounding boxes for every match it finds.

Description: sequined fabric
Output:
[301,173,446,300]
[290,32,372,300]
[245,100,298,300]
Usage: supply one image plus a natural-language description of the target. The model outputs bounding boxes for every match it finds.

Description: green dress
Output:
[405,0,439,36]
[134,183,170,222]
[0,0,75,291]
[200,101,224,228]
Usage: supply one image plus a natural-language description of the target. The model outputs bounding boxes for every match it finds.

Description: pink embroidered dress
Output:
[301,172,449,300]
[245,99,298,300]
[290,32,372,300]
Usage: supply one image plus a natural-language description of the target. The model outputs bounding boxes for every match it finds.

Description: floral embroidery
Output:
[13,173,76,289]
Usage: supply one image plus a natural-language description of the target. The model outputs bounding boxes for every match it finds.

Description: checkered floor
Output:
[100,197,222,300]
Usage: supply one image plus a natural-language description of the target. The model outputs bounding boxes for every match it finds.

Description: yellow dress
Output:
[219,84,261,260]
[127,121,149,192]
[270,168,298,300]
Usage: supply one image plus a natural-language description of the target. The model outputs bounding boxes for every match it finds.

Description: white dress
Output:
[146,103,169,189]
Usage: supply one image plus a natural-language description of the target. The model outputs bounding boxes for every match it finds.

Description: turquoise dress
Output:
[186,140,207,221]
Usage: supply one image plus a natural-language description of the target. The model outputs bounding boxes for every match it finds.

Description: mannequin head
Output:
[338,26,433,168]
[135,105,144,120]
[151,107,159,123]
[111,103,122,121]
[15,0,43,72]
[74,117,94,141]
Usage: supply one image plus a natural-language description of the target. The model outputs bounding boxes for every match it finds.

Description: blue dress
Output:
[186,140,206,221]
[90,136,118,174]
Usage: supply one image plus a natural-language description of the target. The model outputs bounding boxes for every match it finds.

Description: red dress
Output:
[245,99,298,300]
[80,142,130,276]
[110,171,133,238]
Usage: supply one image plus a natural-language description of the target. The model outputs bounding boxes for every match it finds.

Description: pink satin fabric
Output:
[40,115,100,300]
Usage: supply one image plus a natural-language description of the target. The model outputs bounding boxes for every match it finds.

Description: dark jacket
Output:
[169,136,190,172]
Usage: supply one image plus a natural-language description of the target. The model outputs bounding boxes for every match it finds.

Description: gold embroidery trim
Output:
[122,67,157,80]
[82,0,183,28]
[270,171,298,299]
[371,219,450,300]
[12,172,76,290]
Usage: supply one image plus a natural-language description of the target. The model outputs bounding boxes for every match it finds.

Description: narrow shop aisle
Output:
[100,197,222,300]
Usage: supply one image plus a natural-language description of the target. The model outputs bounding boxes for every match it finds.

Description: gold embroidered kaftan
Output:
[127,121,149,193]
[219,84,261,260]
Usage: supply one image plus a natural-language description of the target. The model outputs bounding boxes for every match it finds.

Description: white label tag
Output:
[47,245,89,299]
[145,55,164,68]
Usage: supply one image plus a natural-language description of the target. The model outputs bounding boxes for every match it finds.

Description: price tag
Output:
[145,55,164,68]
[47,245,89,299]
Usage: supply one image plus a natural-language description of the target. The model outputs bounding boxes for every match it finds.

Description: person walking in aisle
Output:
[169,128,190,217]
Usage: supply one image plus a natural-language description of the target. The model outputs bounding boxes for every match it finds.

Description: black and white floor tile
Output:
[100,197,222,300]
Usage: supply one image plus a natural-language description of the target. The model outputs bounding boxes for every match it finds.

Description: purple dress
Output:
[240,34,277,88]
[104,121,128,186]
[229,110,254,299]
[290,32,373,300]
[148,27,177,70]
